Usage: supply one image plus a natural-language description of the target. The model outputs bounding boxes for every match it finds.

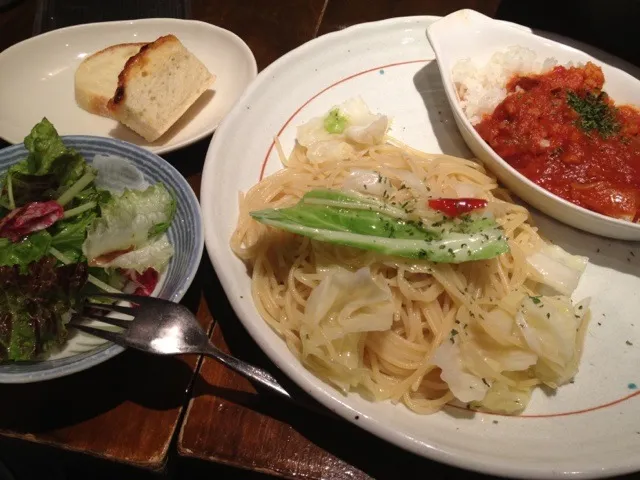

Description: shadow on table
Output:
[161,136,212,182]
[0,263,205,434]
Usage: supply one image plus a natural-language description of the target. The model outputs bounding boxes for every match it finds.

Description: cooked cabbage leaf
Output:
[432,292,589,413]
[526,244,588,296]
[301,267,394,390]
[432,341,490,403]
[251,189,509,263]
[517,295,589,386]
[296,97,389,162]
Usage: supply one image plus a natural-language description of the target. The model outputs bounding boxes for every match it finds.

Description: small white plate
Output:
[201,15,640,479]
[427,9,640,240]
[0,18,257,154]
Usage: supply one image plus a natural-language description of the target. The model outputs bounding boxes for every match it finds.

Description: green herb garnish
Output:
[566,91,620,138]
[529,295,542,305]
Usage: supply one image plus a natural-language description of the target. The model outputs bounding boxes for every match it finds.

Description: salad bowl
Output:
[0,135,203,383]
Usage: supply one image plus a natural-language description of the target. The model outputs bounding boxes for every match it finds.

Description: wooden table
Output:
[2,1,635,479]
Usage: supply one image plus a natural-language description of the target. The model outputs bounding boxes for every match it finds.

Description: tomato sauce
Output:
[475,62,640,221]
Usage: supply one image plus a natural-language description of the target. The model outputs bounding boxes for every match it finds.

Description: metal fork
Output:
[70,293,301,407]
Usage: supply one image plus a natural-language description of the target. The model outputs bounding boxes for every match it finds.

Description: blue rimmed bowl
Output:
[0,136,203,383]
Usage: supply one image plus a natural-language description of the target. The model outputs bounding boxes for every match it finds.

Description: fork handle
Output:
[200,341,292,399]
[199,341,334,418]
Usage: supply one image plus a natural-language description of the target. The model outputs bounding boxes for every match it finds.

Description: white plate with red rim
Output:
[201,15,640,479]
[427,9,640,241]
[0,18,257,154]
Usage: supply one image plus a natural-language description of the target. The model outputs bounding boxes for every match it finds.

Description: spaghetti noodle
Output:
[231,103,589,415]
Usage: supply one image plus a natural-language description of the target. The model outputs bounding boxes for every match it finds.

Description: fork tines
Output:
[75,297,138,330]
[77,311,132,329]
[88,292,157,305]
[86,302,136,317]
[68,321,127,347]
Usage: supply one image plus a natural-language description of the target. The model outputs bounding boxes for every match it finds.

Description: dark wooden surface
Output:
[318,0,498,34]
[2,1,637,479]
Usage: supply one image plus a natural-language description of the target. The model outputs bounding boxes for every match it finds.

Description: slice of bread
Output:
[75,43,146,118]
[107,35,215,142]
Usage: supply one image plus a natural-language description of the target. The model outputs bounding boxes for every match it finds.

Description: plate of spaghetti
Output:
[201,14,640,479]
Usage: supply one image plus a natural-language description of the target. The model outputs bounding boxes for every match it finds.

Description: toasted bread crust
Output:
[108,35,179,111]
[81,42,147,63]
[76,42,147,118]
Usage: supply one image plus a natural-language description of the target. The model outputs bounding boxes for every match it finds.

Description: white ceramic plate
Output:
[427,9,640,241]
[201,17,640,479]
[0,18,257,154]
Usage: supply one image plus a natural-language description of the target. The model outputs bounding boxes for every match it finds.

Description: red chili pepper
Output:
[427,198,488,217]
[0,201,64,242]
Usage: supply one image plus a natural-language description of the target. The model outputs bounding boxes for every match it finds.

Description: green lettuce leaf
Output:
[50,212,97,263]
[94,234,174,273]
[0,231,52,268]
[0,118,92,209]
[51,153,89,190]
[7,312,37,361]
[82,183,176,262]
[0,294,33,359]
[0,257,88,361]
[88,267,127,291]
[23,118,68,175]
[74,187,112,206]
[0,173,57,209]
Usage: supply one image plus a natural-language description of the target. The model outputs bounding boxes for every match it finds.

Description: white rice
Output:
[452,46,559,125]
